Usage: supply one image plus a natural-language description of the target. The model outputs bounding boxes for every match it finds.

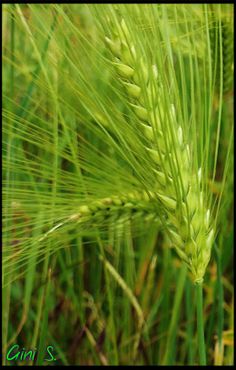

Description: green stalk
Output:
[196,283,206,365]
[216,244,224,353]
[162,265,187,365]
[185,279,194,365]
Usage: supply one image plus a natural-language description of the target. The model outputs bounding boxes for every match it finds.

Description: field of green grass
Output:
[2,4,234,366]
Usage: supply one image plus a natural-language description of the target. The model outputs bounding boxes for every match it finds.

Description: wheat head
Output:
[105,18,215,283]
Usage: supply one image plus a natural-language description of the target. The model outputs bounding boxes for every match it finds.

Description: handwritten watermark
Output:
[6,344,57,363]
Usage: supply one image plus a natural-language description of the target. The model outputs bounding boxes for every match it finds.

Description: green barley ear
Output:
[38,191,160,245]
[3,4,232,289]
[2,5,233,366]
[104,14,215,284]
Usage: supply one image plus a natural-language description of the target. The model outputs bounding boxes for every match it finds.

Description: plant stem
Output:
[162,265,187,365]
[196,282,206,365]
[185,279,194,365]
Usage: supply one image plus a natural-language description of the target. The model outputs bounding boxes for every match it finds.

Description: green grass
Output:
[2,3,234,366]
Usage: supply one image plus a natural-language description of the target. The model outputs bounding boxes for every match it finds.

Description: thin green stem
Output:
[185,279,194,365]
[162,265,187,365]
[196,282,206,365]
